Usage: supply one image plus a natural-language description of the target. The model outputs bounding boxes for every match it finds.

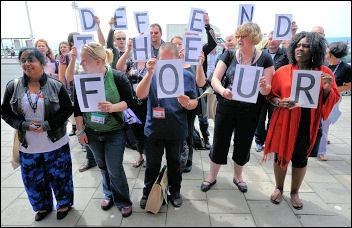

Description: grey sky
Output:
[1,1,351,45]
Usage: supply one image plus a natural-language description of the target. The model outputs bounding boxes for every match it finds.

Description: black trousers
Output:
[186,111,196,163]
[254,100,275,145]
[143,136,184,197]
[210,101,261,166]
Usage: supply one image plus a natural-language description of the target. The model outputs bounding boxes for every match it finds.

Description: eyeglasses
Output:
[115,37,126,41]
[150,32,159,35]
[20,57,36,64]
[235,35,248,40]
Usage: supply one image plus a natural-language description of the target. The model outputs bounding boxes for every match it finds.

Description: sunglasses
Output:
[115,37,126,41]
[235,35,248,40]
[20,57,36,64]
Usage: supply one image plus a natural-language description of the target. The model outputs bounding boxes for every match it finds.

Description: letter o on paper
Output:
[159,64,179,95]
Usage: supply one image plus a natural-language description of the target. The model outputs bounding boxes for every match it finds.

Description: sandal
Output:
[319,155,328,161]
[233,179,248,193]
[133,159,144,168]
[270,187,283,204]
[290,192,303,210]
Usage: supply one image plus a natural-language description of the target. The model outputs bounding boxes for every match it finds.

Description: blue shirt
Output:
[144,69,197,140]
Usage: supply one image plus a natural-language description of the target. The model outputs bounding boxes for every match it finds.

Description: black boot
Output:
[69,125,76,136]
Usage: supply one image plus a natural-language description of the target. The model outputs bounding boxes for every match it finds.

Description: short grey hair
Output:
[159,42,179,57]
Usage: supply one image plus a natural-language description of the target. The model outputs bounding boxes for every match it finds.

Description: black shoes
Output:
[169,192,183,207]
[79,162,97,172]
[140,195,148,209]
[200,180,217,192]
[183,161,192,173]
[57,207,71,220]
[35,209,52,221]
[204,140,211,150]
[233,179,248,193]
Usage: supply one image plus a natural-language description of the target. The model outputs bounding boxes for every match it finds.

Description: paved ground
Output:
[1,59,351,226]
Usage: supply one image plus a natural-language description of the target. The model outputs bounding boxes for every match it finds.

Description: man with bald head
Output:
[225,34,236,50]
[312,26,325,37]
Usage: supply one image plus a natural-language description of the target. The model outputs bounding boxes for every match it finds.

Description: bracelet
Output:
[76,126,85,136]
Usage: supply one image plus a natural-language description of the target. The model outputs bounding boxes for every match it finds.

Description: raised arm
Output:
[136,58,157,99]
[116,38,132,72]
[65,46,77,82]
[95,16,106,46]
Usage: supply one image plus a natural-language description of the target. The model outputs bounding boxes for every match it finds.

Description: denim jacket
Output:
[1,73,73,148]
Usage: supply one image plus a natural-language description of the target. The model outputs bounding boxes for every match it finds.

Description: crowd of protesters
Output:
[1,9,350,222]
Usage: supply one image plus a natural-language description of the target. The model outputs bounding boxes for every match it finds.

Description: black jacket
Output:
[1,73,73,148]
[263,47,289,71]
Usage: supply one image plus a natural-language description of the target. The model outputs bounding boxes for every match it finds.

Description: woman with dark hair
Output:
[318,42,351,161]
[263,32,340,209]
[34,39,59,79]
[1,47,74,221]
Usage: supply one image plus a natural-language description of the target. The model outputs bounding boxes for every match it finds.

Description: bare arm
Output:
[196,51,206,87]
[58,62,67,85]
[338,82,351,92]
[259,66,274,95]
[136,58,157,99]
[211,60,232,99]
[65,46,77,82]
[95,16,106,46]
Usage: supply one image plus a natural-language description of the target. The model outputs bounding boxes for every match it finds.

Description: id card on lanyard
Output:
[91,113,105,124]
[152,99,165,119]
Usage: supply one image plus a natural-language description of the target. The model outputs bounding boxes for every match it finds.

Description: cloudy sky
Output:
[1,1,351,45]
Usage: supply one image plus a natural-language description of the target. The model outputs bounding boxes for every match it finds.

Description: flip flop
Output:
[270,187,283,204]
[290,192,303,210]
[233,179,248,193]
[319,155,328,161]
[133,159,144,168]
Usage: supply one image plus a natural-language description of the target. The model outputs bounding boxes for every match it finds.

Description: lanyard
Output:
[26,89,41,113]
[332,61,341,75]
[239,48,257,65]
[152,46,158,58]
[137,64,146,78]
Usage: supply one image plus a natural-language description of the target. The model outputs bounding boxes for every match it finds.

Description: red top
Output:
[262,64,340,170]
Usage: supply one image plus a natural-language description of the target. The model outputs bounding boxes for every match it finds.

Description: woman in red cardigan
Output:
[263,32,340,209]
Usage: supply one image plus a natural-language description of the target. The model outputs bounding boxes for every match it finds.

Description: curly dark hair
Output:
[287,31,327,69]
[328,42,349,59]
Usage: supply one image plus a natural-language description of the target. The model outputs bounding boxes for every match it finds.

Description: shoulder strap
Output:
[14,78,19,91]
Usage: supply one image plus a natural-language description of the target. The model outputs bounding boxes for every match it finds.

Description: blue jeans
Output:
[86,128,132,208]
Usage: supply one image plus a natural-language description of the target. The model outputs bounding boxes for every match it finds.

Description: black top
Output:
[263,47,289,71]
[73,69,133,117]
[218,49,273,107]
[328,61,351,87]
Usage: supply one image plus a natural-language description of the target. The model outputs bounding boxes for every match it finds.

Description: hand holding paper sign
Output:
[291,21,298,36]
[146,58,157,74]
[109,17,115,28]
[127,38,133,52]
[203,12,209,25]
[95,16,100,27]
[177,95,190,108]
[321,72,333,91]
[98,101,113,113]
[222,89,233,100]
[70,46,77,62]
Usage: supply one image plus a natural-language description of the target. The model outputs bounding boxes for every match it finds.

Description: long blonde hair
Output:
[81,42,113,65]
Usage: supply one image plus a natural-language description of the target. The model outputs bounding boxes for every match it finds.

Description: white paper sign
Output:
[273,14,293,40]
[44,62,56,75]
[183,35,203,65]
[132,34,151,62]
[187,8,205,34]
[134,11,150,34]
[74,74,106,112]
[112,7,128,30]
[156,59,184,99]
[78,8,98,32]
[237,4,255,27]
[73,34,95,62]
[232,64,264,103]
[290,70,322,109]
